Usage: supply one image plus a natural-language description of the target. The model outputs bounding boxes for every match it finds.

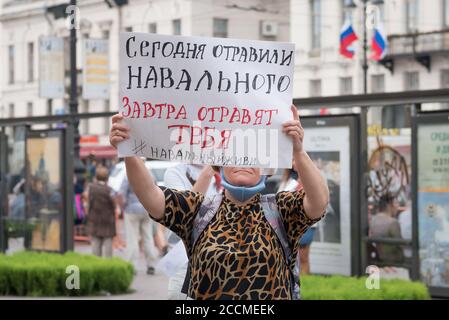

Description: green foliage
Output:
[4,220,35,238]
[301,275,430,300]
[0,251,134,297]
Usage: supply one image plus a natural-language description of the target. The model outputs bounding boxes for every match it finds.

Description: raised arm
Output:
[283,105,329,220]
[109,114,165,220]
[192,166,216,193]
[164,165,215,194]
[124,157,165,220]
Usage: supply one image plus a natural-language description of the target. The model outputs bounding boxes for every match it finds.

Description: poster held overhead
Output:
[118,33,295,168]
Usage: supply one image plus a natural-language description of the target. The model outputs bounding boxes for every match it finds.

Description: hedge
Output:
[0,251,430,299]
[301,275,430,300]
[0,251,134,297]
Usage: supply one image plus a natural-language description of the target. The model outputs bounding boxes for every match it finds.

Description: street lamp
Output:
[344,0,384,94]
[67,0,84,180]
[104,0,129,8]
[46,0,84,181]
[46,0,129,184]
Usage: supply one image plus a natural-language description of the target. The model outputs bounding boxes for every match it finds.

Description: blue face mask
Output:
[220,169,266,202]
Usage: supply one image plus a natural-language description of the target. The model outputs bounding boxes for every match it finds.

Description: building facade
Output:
[2,0,448,143]
[0,0,290,149]
[291,0,449,98]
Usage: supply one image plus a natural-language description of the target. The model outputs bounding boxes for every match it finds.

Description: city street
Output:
[1,244,170,300]
[2,221,171,300]
[1,0,449,302]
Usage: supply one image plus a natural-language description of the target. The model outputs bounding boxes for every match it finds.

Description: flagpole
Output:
[362,0,368,94]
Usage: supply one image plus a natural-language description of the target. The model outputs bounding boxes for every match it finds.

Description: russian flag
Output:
[371,25,387,61]
[339,20,358,58]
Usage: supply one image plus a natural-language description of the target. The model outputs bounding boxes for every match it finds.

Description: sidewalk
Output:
[75,242,170,300]
[1,224,171,300]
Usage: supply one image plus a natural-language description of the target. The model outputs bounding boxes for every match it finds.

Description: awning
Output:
[80,145,117,159]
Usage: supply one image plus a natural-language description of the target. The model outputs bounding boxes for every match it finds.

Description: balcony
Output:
[380,29,449,73]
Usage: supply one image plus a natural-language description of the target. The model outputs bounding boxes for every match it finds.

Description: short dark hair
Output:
[95,166,109,182]
[377,193,395,212]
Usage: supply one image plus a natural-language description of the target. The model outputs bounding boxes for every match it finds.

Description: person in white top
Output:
[164,164,221,198]
[163,163,221,299]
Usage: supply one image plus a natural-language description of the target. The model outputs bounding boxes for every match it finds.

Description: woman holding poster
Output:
[109,105,329,300]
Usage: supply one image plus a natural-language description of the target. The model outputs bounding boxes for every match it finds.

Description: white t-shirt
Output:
[277,177,299,193]
[163,164,221,246]
[163,164,220,198]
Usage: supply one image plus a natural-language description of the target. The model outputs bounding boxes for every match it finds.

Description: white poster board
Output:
[304,126,352,276]
[83,39,110,99]
[39,36,64,99]
[118,33,295,168]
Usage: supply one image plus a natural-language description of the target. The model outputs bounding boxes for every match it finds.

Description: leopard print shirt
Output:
[156,187,321,300]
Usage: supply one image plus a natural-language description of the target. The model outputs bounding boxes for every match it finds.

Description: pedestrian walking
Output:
[85,166,117,258]
[118,161,159,275]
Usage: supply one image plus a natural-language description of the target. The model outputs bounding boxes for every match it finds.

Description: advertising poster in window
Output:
[367,131,412,279]
[39,36,64,99]
[25,132,63,252]
[303,126,351,276]
[83,39,110,99]
[418,124,449,288]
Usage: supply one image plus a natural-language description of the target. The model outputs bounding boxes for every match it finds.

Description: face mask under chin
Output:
[220,169,266,202]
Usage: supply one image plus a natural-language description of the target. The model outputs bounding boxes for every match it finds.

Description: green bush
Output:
[0,251,134,297]
[301,275,430,300]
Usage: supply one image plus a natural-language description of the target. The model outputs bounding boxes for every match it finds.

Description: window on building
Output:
[445,0,449,27]
[340,77,353,95]
[404,71,419,90]
[125,26,133,32]
[371,74,385,93]
[27,42,34,82]
[82,100,89,134]
[27,102,33,117]
[172,19,181,35]
[9,103,14,118]
[104,99,111,135]
[63,37,70,71]
[441,69,449,88]
[102,29,110,39]
[310,79,322,97]
[382,105,411,129]
[342,0,353,22]
[149,23,157,34]
[311,0,321,50]
[213,18,228,38]
[406,0,418,32]
[8,45,15,84]
[47,100,53,116]
[376,2,385,23]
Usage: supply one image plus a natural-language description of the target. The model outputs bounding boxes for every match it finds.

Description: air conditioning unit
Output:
[261,21,278,37]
